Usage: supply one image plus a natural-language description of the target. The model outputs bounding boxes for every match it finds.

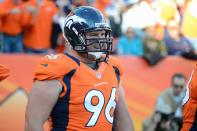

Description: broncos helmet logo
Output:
[64,15,87,35]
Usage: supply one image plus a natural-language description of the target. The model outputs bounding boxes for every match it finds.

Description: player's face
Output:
[172,77,185,96]
[85,30,108,51]
[79,30,108,62]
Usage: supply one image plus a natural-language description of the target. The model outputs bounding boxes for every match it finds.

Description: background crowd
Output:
[0,0,197,130]
[0,0,197,62]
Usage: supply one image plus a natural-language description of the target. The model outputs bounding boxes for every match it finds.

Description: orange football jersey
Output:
[0,64,9,81]
[182,64,197,131]
[34,53,123,131]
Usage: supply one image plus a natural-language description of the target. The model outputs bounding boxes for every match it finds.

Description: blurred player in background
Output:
[182,64,197,131]
[25,6,134,131]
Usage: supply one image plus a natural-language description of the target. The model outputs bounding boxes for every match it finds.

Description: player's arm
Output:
[25,80,62,131]
[113,84,134,131]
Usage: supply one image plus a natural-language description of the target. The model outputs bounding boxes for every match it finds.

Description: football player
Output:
[181,64,197,131]
[25,6,134,131]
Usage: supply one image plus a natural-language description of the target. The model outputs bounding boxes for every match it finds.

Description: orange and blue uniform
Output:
[182,64,197,131]
[34,53,123,131]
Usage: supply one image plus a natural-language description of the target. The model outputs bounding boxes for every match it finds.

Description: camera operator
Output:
[143,105,179,131]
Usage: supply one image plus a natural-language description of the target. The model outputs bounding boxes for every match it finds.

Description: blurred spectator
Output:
[159,0,180,25]
[0,32,2,52]
[156,73,186,130]
[0,0,24,53]
[23,0,58,54]
[144,26,167,65]
[143,35,167,66]
[0,1,2,52]
[51,0,71,50]
[116,27,144,56]
[143,73,186,131]
[164,20,197,59]
[0,18,2,51]
[71,0,86,7]
[121,0,157,33]
[176,0,187,21]
[55,32,66,53]
[106,0,124,37]
[145,24,165,40]
[181,0,197,54]
[94,0,111,17]
[181,0,197,40]
[143,104,179,131]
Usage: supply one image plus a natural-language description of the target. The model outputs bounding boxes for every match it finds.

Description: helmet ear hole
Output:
[64,27,79,48]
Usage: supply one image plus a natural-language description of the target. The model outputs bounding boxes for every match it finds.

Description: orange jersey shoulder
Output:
[187,64,197,101]
[108,56,124,77]
[0,64,9,81]
[182,63,197,131]
[34,53,79,81]
[189,64,197,100]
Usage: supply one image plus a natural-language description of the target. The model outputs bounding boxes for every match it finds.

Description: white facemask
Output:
[88,52,103,59]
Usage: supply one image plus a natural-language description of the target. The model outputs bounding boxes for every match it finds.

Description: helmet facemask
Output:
[63,6,113,63]
[65,27,113,62]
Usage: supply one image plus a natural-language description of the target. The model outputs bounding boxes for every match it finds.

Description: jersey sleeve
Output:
[34,54,79,81]
[182,64,197,130]
[108,56,124,77]
[0,64,9,81]
[190,64,197,101]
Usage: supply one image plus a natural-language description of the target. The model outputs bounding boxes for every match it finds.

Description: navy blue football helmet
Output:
[63,6,113,61]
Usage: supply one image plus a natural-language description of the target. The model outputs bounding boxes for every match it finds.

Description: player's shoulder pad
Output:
[35,53,79,80]
[0,64,10,81]
[108,56,124,76]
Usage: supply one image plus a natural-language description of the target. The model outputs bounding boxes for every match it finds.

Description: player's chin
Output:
[80,53,106,62]
[90,54,106,61]
[87,54,97,61]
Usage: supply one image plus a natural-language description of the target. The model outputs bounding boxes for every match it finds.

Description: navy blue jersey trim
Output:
[51,69,76,131]
[190,108,197,131]
[113,66,120,84]
[65,52,80,66]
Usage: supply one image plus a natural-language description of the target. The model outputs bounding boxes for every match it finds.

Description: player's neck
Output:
[65,48,99,70]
